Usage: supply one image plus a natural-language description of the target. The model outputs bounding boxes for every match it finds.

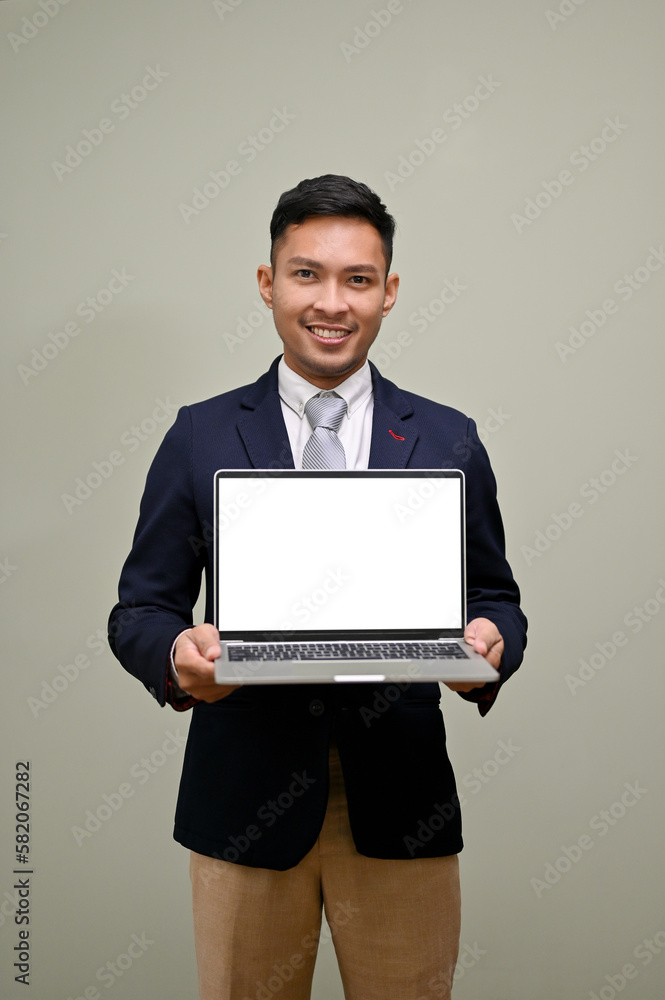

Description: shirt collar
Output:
[277,356,372,419]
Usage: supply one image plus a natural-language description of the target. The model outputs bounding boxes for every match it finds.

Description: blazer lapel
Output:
[368,363,419,468]
[236,358,295,469]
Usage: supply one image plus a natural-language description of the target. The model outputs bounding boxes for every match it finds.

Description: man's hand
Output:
[445,617,504,692]
[174,624,240,703]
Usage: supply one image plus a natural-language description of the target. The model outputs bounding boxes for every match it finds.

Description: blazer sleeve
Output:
[108,406,205,708]
[456,417,527,715]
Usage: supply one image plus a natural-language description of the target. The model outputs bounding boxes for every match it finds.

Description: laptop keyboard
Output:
[227,641,467,662]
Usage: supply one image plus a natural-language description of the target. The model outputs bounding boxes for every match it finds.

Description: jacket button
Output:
[309,699,325,716]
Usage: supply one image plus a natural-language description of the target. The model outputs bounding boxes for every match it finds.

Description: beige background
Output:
[2,0,665,997]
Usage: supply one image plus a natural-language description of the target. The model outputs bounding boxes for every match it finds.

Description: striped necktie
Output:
[302,392,348,470]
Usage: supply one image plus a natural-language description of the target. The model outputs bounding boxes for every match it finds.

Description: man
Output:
[109,174,527,1000]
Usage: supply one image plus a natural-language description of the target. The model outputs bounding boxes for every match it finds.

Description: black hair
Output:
[270,174,396,274]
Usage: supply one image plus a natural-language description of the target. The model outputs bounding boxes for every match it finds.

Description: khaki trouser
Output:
[190,742,461,1000]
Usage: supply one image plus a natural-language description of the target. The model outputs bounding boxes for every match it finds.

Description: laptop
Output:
[213,469,498,685]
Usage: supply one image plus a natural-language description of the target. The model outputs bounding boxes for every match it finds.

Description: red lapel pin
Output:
[389,429,405,441]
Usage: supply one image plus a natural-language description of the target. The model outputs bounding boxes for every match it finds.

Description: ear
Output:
[382,271,399,317]
[257,264,274,309]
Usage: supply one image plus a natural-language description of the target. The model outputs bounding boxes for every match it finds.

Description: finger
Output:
[176,627,220,666]
[188,624,220,654]
[177,660,239,701]
[464,620,500,652]
[468,635,488,655]
[483,638,504,669]
[464,631,489,657]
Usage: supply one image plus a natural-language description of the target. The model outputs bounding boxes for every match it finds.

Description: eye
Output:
[349,275,369,284]
[295,268,314,278]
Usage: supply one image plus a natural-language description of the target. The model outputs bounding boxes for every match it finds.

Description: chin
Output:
[308,356,359,377]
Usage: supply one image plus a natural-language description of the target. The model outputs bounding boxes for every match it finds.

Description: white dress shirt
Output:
[277,357,374,470]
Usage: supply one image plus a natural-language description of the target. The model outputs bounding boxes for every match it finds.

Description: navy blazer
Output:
[109,357,526,869]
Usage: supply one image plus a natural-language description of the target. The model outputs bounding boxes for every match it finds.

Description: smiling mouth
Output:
[306,325,352,343]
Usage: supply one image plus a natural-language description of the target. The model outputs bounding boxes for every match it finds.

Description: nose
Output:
[312,280,348,317]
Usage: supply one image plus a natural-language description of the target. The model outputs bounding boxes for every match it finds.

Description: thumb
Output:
[184,625,220,660]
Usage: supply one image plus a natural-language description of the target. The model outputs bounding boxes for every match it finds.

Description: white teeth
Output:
[310,326,349,339]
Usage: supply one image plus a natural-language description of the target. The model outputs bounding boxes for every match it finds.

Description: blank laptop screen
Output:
[215,471,464,633]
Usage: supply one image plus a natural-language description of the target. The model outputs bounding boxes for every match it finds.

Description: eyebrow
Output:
[286,256,380,275]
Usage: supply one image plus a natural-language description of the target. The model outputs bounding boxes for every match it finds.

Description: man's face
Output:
[257,215,399,389]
